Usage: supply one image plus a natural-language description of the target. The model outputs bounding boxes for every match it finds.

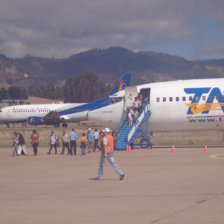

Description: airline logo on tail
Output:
[118,80,128,92]
[109,74,131,95]
[184,87,224,118]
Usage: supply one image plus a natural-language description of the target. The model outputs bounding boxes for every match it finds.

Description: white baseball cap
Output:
[104,128,110,133]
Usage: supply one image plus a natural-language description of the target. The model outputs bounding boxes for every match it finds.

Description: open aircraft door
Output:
[124,86,138,111]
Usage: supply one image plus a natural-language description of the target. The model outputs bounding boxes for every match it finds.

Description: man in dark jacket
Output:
[17,132,27,155]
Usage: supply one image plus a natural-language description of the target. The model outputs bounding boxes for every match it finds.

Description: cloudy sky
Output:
[0,0,224,60]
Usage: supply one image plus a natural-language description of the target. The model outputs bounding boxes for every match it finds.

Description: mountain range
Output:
[0,46,224,88]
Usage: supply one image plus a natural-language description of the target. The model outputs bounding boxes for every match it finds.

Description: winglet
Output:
[109,74,131,95]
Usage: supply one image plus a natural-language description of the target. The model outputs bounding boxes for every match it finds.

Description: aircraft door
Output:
[124,86,138,111]
[139,88,151,101]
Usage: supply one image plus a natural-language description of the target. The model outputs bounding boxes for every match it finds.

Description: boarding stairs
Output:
[115,103,153,150]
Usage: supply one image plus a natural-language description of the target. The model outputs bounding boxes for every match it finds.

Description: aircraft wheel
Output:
[130,142,135,149]
[62,123,68,127]
[140,138,151,149]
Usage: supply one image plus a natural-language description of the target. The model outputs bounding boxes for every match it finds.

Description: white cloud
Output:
[0,0,224,58]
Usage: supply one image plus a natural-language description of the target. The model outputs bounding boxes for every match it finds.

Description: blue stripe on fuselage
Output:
[59,97,110,116]
[59,74,131,117]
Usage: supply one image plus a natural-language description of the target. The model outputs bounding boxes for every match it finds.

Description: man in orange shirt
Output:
[80,133,87,155]
[94,128,124,181]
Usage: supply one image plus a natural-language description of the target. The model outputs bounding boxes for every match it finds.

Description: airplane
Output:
[88,78,224,132]
[0,74,131,127]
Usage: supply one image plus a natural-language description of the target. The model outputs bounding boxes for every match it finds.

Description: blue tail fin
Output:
[109,74,131,96]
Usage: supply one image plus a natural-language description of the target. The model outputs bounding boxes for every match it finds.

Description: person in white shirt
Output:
[47,131,58,155]
[61,131,70,154]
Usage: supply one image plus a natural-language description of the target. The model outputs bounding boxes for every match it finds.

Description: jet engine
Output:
[27,111,61,126]
[27,116,43,125]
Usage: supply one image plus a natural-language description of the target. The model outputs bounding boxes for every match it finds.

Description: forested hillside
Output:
[0,73,112,103]
[0,46,224,102]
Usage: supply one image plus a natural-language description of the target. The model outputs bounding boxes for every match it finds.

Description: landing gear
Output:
[62,122,68,127]
[140,137,152,149]
[54,123,60,127]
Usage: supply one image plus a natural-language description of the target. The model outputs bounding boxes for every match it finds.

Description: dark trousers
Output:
[61,142,70,154]
[70,140,76,155]
[94,139,99,152]
[32,143,38,156]
[49,144,57,154]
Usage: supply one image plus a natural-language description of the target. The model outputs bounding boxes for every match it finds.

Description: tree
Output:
[8,86,28,99]
[64,72,112,102]
[0,88,9,101]
[27,72,112,103]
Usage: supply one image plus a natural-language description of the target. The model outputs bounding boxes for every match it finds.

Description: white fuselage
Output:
[89,78,224,132]
[1,78,224,133]
[0,103,86,123]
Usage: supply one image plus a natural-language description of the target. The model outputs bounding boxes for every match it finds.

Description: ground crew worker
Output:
[94,128,125,181]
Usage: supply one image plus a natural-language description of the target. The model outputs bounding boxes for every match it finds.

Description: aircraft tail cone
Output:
[171,145,175,152]
[204,146,208,153]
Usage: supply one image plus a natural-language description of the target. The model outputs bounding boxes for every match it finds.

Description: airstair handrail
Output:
[115,102,151,149]
[127,103,150,142]
[116,109,129,137]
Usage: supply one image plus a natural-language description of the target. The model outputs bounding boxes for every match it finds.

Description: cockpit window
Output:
[0,109,2,112]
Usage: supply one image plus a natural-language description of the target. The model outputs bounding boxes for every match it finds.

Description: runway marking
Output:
[210,153,224,160]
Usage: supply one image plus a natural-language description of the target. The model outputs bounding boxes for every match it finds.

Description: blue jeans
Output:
[94,139,99,152]
[97,153,123,179]
[81,146,86,155]
[13,144,17,155]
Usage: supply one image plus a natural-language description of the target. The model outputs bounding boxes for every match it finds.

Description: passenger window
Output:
[176,97,179,101]
[156,97,160,102]
[169,97,173,102]
[182,96,186,101]
[163,97,166,102]
[195,96,199,102]
[202,96,206,101]
[189,96,193,101]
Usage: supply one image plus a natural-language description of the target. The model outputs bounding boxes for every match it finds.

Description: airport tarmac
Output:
[1,146,224,224]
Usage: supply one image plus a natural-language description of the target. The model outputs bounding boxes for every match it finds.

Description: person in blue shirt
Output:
[69,128,78,155]
[87,128,93,153]
[93,129,100,152]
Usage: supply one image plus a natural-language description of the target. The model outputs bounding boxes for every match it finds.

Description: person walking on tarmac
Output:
[12,131,18,156]
[61,130,70,155]
[69,128,78,155]
[94,128,125,181]
[87,128,93,153]
[17,132,27,155]
[30,129,39,156]
[47,131,58,155]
